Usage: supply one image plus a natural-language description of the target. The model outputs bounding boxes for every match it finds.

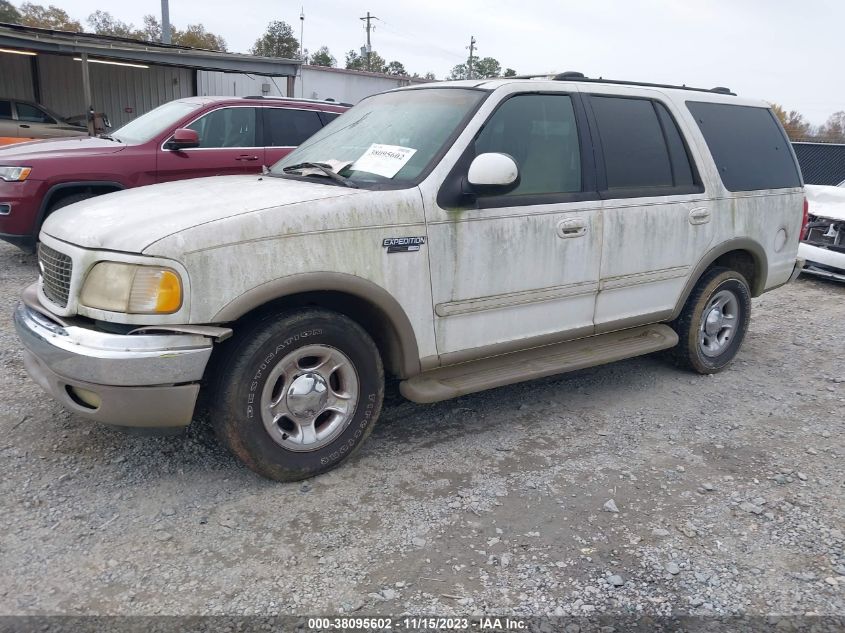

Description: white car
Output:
[799,183,845,282]
[14,74,805,481]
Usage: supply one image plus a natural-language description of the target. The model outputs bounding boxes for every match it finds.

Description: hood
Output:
[42,174,365,253]
[0,136,125,161]
[806,184,845,222]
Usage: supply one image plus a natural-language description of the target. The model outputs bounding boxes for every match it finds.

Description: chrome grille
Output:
[38,243,73,308]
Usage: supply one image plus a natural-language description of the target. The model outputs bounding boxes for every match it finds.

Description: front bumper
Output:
[798,242,845,283]
[13,286,216,428]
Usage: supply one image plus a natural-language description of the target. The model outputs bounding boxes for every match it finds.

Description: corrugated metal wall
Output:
[37,54,194,127]
[197,71,288,98]
[0,52,36,101]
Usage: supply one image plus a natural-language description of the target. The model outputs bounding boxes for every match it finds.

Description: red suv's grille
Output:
[38,243,73,308]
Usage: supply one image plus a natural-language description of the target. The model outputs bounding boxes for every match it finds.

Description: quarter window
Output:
[0,100,11,119]
[187,107,258,148]
[474,94,582,196]
[686,101,801,191]
[265,108,323,147]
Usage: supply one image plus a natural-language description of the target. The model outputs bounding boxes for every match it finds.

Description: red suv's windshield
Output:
[111,100,203,144]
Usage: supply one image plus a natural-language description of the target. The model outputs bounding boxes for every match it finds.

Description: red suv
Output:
[0,96,348,251]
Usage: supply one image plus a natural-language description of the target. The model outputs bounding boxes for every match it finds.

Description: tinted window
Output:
[318,111,341,126]
[16,102,55,124]
[475,94,581,195]
[265,108,323,146]
[655,102,695,187]
[687,101,801,191]
[187,107,258,148]
[0,100,11,119]
[591,96,673,189]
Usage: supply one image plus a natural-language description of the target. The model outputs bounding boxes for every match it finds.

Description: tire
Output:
[210,309,384,482]
[668,267,751,374]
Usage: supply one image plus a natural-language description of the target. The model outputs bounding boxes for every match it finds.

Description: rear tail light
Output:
[801,197,809,240]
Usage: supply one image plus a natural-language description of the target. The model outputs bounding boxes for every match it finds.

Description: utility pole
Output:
[359,12,379,71]
[160,0,171,44]
[299,7,305,60]
[467,36,476,79]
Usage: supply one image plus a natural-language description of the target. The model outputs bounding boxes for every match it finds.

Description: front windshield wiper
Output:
[277,162,358,188]
[98,134,122,142]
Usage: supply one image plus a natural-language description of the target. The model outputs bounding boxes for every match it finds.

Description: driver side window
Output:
[474,94,582,196]
[187,107,258,148]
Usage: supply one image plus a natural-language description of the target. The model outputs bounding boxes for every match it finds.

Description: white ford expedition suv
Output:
[14,74,806,481]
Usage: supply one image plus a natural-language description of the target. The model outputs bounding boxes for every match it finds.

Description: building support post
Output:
[286,75,296,98]
[80,52,94,136]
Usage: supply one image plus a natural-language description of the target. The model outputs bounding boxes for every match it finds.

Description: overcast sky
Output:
[51,0,842,125]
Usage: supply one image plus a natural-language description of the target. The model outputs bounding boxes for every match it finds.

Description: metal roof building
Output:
[0,22,300,128]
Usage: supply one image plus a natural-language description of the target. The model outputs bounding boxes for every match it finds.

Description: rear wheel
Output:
[668,267,751,374]
[210,309,384,481]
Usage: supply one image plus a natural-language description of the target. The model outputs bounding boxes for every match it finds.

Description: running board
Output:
[400,324,678,403]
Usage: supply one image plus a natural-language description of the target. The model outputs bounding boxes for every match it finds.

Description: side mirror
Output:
[466,152,519,194]
[165,128,200,150]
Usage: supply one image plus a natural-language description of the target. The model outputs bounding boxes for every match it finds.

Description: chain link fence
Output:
[792,141,845,186]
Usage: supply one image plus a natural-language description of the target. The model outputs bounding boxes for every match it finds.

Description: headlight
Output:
[0,166,32,182]
[80,262,182,314]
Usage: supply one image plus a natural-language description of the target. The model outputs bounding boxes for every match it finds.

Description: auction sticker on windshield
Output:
[351,144,417,178]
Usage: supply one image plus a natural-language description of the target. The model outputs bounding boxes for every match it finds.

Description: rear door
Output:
[585,92,713,331]
[262,106,325,166]
[156,106,264,183]
[13,101,59,139]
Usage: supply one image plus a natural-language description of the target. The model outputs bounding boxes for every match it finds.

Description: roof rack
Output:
[508,72,735,96]
[242,95,354,107]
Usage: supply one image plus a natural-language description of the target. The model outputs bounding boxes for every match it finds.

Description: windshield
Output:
[272,88,486,186]
[112,100,203,144]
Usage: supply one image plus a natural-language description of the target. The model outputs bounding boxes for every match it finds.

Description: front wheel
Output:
[668,267,751,374]
[210,309,384,481]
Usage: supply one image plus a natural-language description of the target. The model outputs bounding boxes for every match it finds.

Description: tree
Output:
[177,23,226,50]
[251,20,299,58]
[345,49,387,73]
[309,45,336,67]
[503,68,517,77]
[770,103,812,140]
[817,111,845,143]
[448,56,504,80]
[385,60,407,77]
[0,0,21,23]
[18,2,82,30]
[87,10,137,38]
[139,14,162,41]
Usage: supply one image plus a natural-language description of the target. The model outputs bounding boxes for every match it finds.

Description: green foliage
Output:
[345,49,387,73]
[87,10,137,38]
[0,0,21,23]
[251,20,299,59]
[449,56,506,80]
[309,45,336,67]
[503,68,517,77]
[385,60,407,77]
[18,2,82,30]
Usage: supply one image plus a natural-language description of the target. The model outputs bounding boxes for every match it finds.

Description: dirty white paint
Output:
[37,78,803,373]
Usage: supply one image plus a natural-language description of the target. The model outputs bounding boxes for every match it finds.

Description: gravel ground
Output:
[0,240,843,619]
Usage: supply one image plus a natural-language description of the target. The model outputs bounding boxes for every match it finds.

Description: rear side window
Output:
[686,101,801,191]
[318,111,341,126]
[16,102,55,124]
[265,108,323,147]
[590,96,698,193]
[0,100,11,119]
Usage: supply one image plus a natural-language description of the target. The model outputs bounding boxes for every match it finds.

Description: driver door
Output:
[157,106,265,183]
[424,91,602,359]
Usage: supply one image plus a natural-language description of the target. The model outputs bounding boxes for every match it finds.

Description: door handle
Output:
[688,207,711,225]
[556,218,588,239]
[19,124,30,129]
[236,154,259,161]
